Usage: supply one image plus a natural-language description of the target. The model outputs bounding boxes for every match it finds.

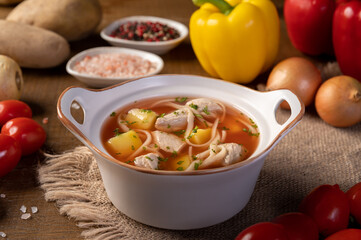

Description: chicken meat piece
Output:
[152,130,186,153]
[134,153,159,170]
[155,108,188,132]
[186,98,223,120]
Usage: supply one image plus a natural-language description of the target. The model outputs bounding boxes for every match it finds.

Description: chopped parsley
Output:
[222,126,230,130]
[140,109,152,113]
[189,103,198,110]
[194,162,200,170]
[175,97,188,103]
[187,126,199,139]
[202,105,210,115]
[113,128,121,136]
[173,129,185,136]
[145,156,153,161]
[192,155,198,160]
[110,112,116,117]
[242,128,260,137]
[177,160,184,165]
[158,113,166,118]
[171,151,178,158]
[131,145,135,150]
[157,156,168,162]
[176,167,184,171]
[194,113,203,119]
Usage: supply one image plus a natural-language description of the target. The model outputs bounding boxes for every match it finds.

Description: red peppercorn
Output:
[110,21,180,42]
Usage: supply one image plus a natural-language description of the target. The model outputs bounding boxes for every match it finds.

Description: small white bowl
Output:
[66,47,164,88]
[100,16,189,55]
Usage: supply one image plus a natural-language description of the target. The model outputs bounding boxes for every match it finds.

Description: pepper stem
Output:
[193,0,234,15]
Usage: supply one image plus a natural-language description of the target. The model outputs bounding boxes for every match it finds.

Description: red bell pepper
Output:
[333,0,361,82]
[284,0,336,56]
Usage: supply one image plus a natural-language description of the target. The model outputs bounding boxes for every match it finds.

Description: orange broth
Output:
[101,97,260,170]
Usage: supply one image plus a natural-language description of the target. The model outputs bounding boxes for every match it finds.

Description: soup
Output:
[101,97,260,171]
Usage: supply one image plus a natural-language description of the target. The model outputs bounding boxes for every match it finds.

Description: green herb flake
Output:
[192,155,198,160]
[113,128,121,136]
[167,124,171,129]
[158,113,166,118]
[110,112,116,117]
[125,160,133,164]
[177,161,184,165]
[176,167,184,171]
[203,105,210,115]
[145,156,153,161]
[187,126,199,139]
[140,109,152,113]
[175,97,188,103]
[132,135,137,138]
[154,144,158,148]
[157,157,168,162]
[194,162,200,170]
[222,126,230,131]
[194,113,203,119]
[142,146,147,150]
[189,103,198,110]
[173,129,185,136]
[131,145,135,150]
[171,151,178,158]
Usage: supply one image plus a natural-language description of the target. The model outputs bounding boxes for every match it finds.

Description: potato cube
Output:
[125,108,157,130]
[170,154,191,171]
[189,128,212,144]
[106,130,142,158]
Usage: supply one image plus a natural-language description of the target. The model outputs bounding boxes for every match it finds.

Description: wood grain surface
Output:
[0,0,332,239]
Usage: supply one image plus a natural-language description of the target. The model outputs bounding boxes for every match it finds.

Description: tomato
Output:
[0,134,21,177]
[273,212,319,240]
[0,100,32,126]
[325,229,361,240]
[235,222,289,240]
[1,117,46,156]
[346,182,361,225]
[298,184,350,237]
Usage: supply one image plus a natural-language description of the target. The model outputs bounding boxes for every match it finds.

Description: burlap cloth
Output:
[38,64,361,240]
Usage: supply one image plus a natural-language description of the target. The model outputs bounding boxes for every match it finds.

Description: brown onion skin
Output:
[315,76,361,127]
[266,57,322,109]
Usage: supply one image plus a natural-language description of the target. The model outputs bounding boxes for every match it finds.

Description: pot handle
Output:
[260,89,305,140]
[57,86,98,140]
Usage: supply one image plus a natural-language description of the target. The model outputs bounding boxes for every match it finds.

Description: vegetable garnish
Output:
[175,97,188,103]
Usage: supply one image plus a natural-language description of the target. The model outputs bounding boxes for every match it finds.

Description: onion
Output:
[266,57,322,109]
[315,75,361,127]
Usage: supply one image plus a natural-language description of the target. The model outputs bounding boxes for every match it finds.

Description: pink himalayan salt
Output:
[74,53,157,78]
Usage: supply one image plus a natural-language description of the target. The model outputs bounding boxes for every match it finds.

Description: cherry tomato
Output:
[273,212,319,240]
[346,182,361,225]
[325,229,361,240]
[1,117,46,156]
[299,184,350,237]
[0,100,32,126]
[235,222,288,240]
[0,134,21,177]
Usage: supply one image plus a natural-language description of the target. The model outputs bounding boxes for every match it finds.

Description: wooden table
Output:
[0,0,328,239]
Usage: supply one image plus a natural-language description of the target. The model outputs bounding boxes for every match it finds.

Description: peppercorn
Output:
[110,21,180,42]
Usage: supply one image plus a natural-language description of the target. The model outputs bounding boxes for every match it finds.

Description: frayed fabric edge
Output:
[38,146,134,240]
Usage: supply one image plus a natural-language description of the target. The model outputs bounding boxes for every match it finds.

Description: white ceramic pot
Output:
[57,75,304,230]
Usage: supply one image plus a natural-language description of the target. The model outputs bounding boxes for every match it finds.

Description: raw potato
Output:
[0,20,70,68]
[0,55,23,101]
[0,0,23,5]
[6,0,102,41]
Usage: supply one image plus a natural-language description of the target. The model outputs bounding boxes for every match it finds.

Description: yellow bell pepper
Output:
[190,0,280,83]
